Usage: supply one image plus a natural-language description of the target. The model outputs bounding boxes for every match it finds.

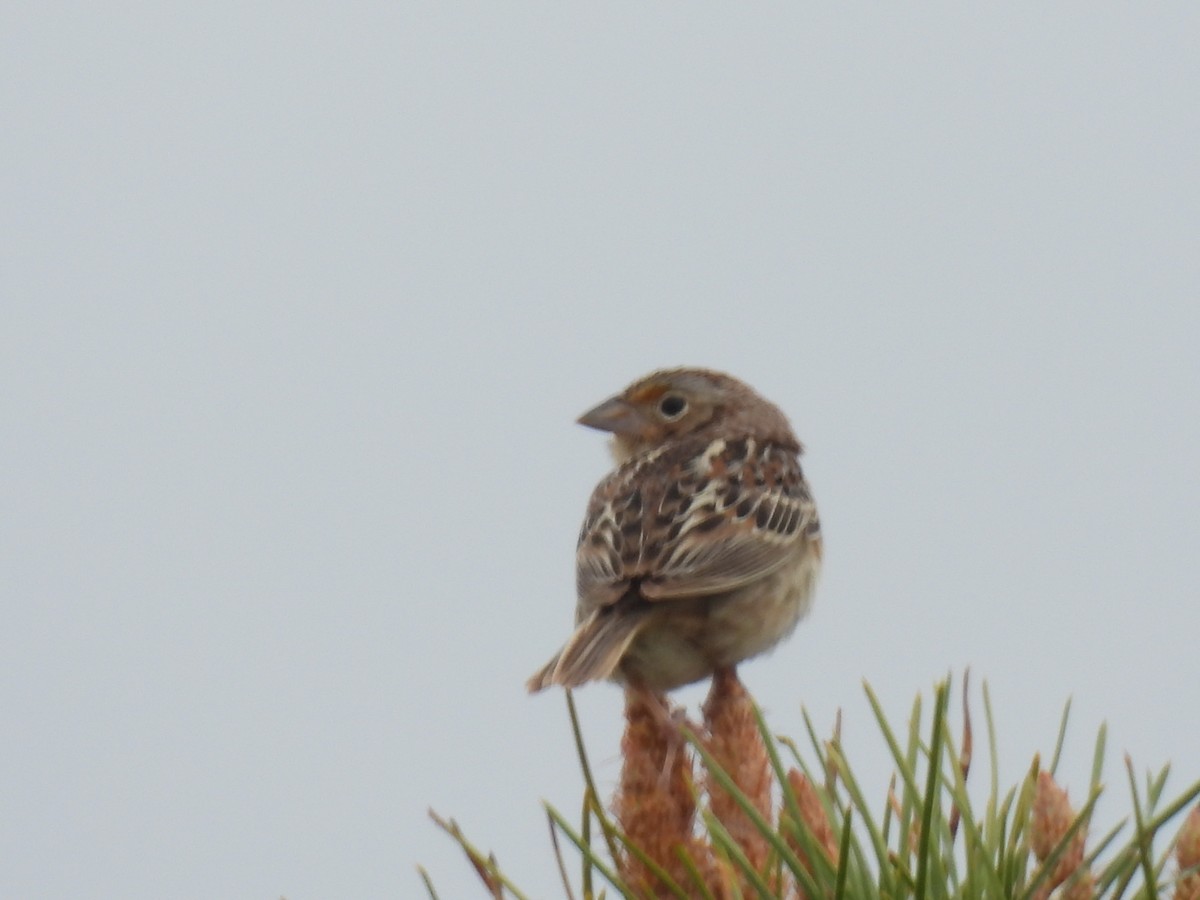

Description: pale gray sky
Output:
[3,5,1198,899]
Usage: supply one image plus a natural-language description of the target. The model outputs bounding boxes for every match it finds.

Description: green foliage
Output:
[426,678,1200,898]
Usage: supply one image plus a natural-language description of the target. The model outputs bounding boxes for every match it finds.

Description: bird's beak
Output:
[577,396,643,435]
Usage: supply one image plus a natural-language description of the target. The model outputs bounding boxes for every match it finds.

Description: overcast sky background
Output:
[3,5,1198,899]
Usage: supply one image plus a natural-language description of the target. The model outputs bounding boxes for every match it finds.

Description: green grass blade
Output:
[1090,721,1108,799]
[799,706,831,775]
[1147,762,1171,811]
[565,690,623,871]
[982,680,1000,809]
[914,681,949,900]
[547,808,578,900]
[864,680,923,803]
[939,721,1006,899]
[674,847,719,900]
[754,709,832,899]
[826,739,894,888]
[1004,758,1041,893]
[1126,754,1159,900]
[834,805,854,900]
[579,795,594,899]
[428,809,531,900]
[416,866,441,900]
[1085,816,1128,874]
[1145,777,1200,833]
[701,811,775,899]
[546,804,638,900]
[1048,696,1072,776]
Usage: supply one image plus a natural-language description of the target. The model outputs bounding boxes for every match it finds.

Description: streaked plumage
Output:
[527,368,821,693]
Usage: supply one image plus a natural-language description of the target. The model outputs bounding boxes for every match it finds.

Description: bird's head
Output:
[577,367,799,463]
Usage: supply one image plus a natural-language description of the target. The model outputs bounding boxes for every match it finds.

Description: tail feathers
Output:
[526,609,648,693]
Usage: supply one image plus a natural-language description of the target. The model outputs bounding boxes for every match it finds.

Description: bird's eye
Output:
[659,394,688,419]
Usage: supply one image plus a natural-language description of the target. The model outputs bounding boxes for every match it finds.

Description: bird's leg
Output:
[701,665,740,720]
[700,664,743,753]
[633,683,679,731]
[619,686,696,792]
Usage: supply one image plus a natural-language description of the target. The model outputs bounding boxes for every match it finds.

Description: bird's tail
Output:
[526,608,649,693]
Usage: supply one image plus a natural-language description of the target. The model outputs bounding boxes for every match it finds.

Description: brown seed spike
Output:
[1175,805,1200,900]
[702,668,772,887]
[613,687,711,898]
[1030,771,1090,900]
[783,769,838,881]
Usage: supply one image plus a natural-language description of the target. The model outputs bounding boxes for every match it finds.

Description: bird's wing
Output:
[576,438,819,611]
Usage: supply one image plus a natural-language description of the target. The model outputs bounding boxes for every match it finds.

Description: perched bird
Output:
[527,368,821,694]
